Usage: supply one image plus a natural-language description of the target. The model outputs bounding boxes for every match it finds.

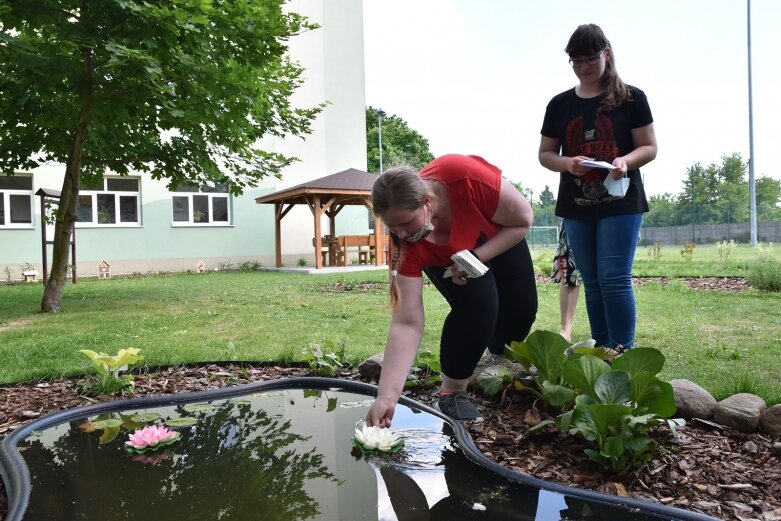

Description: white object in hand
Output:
[603,175,630,197]
[579,159,616,170]
[443,250,488,279]
[354,423,404,452]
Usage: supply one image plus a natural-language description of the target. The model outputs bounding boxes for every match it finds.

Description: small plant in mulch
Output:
[77,347,144,396]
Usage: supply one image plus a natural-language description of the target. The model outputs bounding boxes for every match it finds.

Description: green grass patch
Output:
[1,258,780,405]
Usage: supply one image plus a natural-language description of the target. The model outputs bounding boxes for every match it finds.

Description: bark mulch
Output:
[1,364,780,521]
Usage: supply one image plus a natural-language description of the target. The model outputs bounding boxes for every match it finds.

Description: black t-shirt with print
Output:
[541,86,653,220]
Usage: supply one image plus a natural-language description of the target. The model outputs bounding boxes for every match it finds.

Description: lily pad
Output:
[165,417,199,427]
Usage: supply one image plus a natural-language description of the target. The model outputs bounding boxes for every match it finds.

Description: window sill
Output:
[171,223,235,228]
[75,223,143,229]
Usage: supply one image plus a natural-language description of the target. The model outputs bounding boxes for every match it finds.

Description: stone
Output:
[670,379,717,420]
[358,353,384,382]
[713,393,766,433]
[759,403,781,437]
[469,354,531,390]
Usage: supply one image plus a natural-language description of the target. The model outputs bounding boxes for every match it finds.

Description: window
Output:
[0,175,34,228]
[76,177,140,226]
[171,182,231,225]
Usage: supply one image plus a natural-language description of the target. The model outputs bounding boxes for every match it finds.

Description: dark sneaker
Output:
[436,391,484,422]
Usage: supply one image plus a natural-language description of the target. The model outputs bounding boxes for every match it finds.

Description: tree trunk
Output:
[41,34,93,312]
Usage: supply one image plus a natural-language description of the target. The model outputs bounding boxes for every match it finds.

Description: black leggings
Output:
[424,239,538,380]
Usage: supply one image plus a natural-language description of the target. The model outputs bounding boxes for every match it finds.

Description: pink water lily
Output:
[125,425,180,452]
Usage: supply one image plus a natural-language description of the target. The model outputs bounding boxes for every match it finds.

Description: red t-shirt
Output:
[397,154,502,277]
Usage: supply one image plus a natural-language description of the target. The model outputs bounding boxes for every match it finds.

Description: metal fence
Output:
[640,221,780,245]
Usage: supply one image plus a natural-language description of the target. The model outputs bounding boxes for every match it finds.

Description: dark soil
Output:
[1,363,779,521]
[1,277,779,520]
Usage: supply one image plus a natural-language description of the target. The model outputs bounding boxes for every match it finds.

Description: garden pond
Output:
[0,378,718,520]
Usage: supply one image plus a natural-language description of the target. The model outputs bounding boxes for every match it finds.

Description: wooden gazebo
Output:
[254,168,386,269]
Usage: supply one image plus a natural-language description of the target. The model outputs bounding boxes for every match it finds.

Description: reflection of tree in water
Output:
[22,401,337,521]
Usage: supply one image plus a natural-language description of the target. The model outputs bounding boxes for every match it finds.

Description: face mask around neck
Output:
[404,206,434,242]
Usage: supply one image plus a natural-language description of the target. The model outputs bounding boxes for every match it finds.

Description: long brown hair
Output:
[565,23,632,112]
[371,166,428,306]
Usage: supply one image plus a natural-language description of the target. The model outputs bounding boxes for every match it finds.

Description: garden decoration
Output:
[124,425,181,454]
[352,421,404,454]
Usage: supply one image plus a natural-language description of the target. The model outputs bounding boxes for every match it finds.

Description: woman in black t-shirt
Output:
[538,23,657,352]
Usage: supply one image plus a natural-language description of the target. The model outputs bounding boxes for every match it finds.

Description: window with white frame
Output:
[76,177,141,226]
[0,174,34,228]
[171,182,231,225]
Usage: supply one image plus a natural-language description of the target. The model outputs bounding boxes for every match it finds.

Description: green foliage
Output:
[238,259,261,271]
[647,242,663,261]
[514,334,681,470]
[302,340,344,377]
[747,243,781,292]
[475,365,514,396]
[366,106,434,172]
[717,240,736,261]
[296,257,308,267]
[680,242,696,262]
[405,348,442,388]
[78,347,143,396]
[1,0,323,310]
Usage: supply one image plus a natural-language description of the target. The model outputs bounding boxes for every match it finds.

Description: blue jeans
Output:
[563,214,642,349]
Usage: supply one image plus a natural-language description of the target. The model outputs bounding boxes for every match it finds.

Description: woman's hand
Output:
[448,263,468,286]
[610,157,629,179]
[570,156,593,176]
[367,395,397,428]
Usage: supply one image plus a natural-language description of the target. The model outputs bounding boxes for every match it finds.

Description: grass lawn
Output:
[1,243,779,405]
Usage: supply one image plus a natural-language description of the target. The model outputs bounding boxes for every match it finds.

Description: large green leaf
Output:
[584,404,633,438]
[640,380,677,418]
[602,436,624,460]
[505,341,533,369]
[594,371,632,404]
[476,365,513,396]
[563,355,610,398]
[631,372,663,405]
[526,330,569,382]
[541,381,575,407]
[611,348,665,377]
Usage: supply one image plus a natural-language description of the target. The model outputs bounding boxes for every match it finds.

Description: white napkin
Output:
[603,176,629,197]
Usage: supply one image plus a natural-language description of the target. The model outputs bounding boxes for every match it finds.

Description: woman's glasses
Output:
[569,49,605,68]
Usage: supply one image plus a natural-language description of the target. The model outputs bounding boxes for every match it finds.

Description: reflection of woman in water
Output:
[364,425,539,520]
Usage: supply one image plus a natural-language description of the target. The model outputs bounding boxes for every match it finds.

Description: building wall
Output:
[0,0,368,280]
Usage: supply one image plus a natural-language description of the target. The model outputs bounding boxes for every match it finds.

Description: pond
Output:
[0,377,717,521]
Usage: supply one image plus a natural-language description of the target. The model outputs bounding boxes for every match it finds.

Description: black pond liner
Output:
[0,377,718,521]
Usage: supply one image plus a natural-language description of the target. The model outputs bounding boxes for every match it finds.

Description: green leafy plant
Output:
[716,239,736,261]
[543,348,679,470]
[647,242,663,261]
[504,331,608,408]
[302,340,344,377]
[78,347,144,396]
[747,243,781,292]
[296,257,308,267]
[405,348,442,388]
[238,259,262,271]
[680,242,696,261]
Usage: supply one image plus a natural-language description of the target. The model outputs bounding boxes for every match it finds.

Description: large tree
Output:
[0,0,321,311]
[365,106,434,173]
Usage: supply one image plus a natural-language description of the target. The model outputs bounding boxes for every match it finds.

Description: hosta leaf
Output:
[594,371,632,404]
[641,380,677,418]
[563,355,610,397]
[476,365,513,396]
[541,381,575,407]
[611,348,665,377]
[584,404,633,437]
[602,436,624,459]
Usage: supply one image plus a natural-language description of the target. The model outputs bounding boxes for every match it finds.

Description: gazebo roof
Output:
[254,168,377,206]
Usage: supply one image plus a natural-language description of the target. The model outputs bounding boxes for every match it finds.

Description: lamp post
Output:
[376,108,386,174]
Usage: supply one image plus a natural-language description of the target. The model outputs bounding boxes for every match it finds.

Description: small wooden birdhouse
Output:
[196,261,206,273]
[22,270,39,282]
[97,260,111,279]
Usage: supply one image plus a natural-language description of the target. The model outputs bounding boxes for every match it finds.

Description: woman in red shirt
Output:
[367,154,538,426]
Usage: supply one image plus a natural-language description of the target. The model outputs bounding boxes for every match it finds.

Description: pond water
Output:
[5,380,712,521]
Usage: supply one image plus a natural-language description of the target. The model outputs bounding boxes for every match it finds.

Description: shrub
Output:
[747,257,781,292]
[680,242,696,262]
[78,348,144,396]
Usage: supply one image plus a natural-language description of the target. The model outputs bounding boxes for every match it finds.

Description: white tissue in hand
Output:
[449,250,489,278]
[603,176,629,197]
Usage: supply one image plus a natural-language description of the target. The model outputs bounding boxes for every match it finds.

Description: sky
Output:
[362,0,780,201]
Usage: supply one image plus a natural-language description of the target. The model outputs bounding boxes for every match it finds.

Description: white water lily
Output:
[353,424,404,453]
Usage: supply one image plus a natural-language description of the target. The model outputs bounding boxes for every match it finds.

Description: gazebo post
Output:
[274,203,283,267]
[313,195,323,269]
